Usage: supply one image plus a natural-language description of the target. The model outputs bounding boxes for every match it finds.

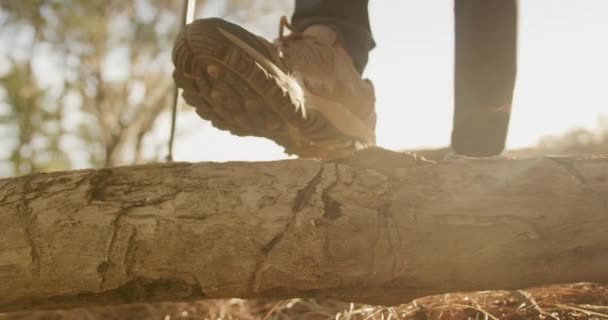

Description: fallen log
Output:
[0,148,607,312]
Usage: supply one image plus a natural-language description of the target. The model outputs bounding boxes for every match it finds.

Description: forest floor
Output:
[1,283,606,320]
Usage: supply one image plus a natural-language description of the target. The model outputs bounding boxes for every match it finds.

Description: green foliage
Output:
[1,0,182,174]
[0,61,69,174]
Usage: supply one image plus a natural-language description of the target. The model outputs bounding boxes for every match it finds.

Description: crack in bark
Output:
[370,201,402,280]
[0,180,12,203]
[250,242,276,292]
[384,172,407,278]
[370,168,406,279]
[124,228,137,278]
[96,185,179,289]
[368,174,395,278]
[86,168,113,203]
[260,233,283,255]
[291,166,324,213]
[99,209,128,289]
[369,205,383,278]
[0,174,92,207]
[547,157,606,209]
[251,165,326,292]
[191,274,207,297]
[99,192,179,289]
[321,163,342,220]
[258,164,325,262]
[373,166,415,281]
[16,175,40,279]
[17,205,40,279]
[547,157,589,186]
[379,202,398,277]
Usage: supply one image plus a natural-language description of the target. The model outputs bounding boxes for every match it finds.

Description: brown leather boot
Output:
[172,17,376,158]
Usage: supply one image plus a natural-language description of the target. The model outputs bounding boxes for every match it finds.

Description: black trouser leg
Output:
[291,0,374,74]
[452,0,518,157]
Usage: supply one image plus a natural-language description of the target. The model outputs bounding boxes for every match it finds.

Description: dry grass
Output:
[2,283,606,320]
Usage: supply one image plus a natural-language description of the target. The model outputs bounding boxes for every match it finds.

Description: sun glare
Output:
[173,0,608,162]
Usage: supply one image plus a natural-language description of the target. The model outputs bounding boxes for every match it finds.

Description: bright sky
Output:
[169,0,608,162]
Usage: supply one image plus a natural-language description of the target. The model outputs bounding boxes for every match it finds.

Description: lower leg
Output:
[452,0,518,157]
[291,0,375,73]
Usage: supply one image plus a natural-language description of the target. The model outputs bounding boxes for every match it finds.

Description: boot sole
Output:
[172,19,363,158]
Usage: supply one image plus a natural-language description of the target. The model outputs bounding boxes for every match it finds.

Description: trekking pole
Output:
[166,0,197,161]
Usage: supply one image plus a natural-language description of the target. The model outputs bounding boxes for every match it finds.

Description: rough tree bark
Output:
[0,148,607,313]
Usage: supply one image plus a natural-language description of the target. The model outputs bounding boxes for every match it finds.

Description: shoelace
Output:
[275,17,375,145]
[278,16,302,42]
[275,17,336,81]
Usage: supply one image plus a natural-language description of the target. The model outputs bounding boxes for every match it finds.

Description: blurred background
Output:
[1,0,607,177]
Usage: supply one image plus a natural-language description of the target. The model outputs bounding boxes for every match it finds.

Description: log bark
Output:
[0,148,607,312]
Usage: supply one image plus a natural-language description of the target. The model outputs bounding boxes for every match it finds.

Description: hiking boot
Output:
[172,17,376,158]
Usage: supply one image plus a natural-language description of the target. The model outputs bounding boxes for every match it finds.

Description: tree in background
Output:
[536,115,608,155]
[0,58,69,175]
[0,0,178,172]
[0,0,291,175]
